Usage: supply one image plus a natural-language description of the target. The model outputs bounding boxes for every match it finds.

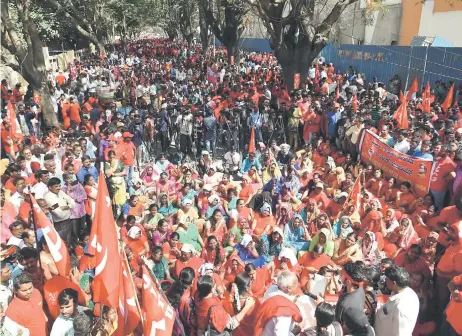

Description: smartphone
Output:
[50,203,59,211]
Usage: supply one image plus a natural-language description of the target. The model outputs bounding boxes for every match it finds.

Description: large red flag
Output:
[6,102,22,140]
[248,127,256,154]
[142,265,176,336]
[442,84,454,112]
[422,82,432,113]
[393,91,409,129]
[88,171,120,308]
[406,77,418,101]
[114,253,141,336]
[30,195,70,276]
[352,93,358,113]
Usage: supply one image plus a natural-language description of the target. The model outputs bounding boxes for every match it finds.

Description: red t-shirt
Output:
[118,141,136,166]
[437,206,462,247]
[430,156,455,192]
[6,289,47,336]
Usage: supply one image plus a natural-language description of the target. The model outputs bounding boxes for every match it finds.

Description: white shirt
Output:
[43,190,76,222]
[149,84,157,96]
[0,284,13,310]
[261,286,297,336]
[7,236,26,249]
[309,68,316,79]
[9,192,24,212]
[32,182,49,199]
[375,287,419,336]
[394,139,410,154]
[1,316,30,335]
[50,306,86,336]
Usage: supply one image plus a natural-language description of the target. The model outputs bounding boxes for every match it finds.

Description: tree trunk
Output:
[198,5,209,52]
[275,43,321,90]
[39,83,58,128]
[225,41,239,65]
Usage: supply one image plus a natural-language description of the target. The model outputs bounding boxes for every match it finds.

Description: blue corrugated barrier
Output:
[221,38,462,87]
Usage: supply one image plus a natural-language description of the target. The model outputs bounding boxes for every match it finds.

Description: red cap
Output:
[122,132,134,138]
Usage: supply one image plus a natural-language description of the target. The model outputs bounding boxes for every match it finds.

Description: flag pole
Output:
[120,242,145,324]
[141,256,186,336]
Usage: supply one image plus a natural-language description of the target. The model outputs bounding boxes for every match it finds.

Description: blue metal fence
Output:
[233,38,462,87]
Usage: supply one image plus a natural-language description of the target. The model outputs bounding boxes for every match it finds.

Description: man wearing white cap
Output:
[172,243,204,279]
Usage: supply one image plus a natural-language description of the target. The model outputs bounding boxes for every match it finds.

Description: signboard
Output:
[359,130,434,197]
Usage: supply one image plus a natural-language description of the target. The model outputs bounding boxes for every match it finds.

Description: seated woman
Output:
[203,209,228,243]
[203,166,222,188]
[126,226,150,257]
[158,193,179,219]
[150,245,173,281]
[262,160,282,184]
[393,244,432,280]
[379,177,399,205]
[175,215,204,253]
[221,255,245,287]
[233,234,264,268]
[359,231,382,266]
[266,247,301,280]
[308,228,335,257]
[152,219,172,247]
[383,216,419,258]
[339,172,355,194]
[332,216,354,240]
[140,164,161,187]
[284,214,311,252]
[143,204,164,238]
[298,244,337,291]
[244,263,272,298]
[326,193,348,223]
[202,194,226,220]
[332,232,363,266]
[277,183,301,212]
[299,198,321,228]
[253,203,276,236]
[419,231,438,270]
[221,273,262,336]
[225,217,253,254]
[383,209,400,236]
[257,227,284,265]
[172,243,204,279]
[166,267,196,335]
[194,275,255,335]
[161,232,182,266]
[200,235,226,272]
[246,166,262,185]
[394,181,417,214]
[38,237,59,280]
[275,202,292,229]
[360,198,384,235]
[365,169,386,197]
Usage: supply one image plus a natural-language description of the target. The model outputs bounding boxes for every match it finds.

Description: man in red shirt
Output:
[430,143,456,210]
[6,273,47,336]
[119,132,136,188]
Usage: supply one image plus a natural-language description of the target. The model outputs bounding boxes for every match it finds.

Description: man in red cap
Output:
[119,132,136,188]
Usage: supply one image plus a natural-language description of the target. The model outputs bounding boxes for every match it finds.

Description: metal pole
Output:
[422,45,429,85]
[404,46,412,92]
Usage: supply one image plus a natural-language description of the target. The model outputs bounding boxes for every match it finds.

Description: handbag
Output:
[202,305,232,336]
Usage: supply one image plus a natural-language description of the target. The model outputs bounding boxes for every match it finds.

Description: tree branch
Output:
[317,0,358,36]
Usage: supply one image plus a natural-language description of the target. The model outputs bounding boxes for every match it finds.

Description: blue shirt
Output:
[327,110,341,137]
[117,106,132,117]
[412,151,434,161]
[76,165,99,183]
[241,157,262,173]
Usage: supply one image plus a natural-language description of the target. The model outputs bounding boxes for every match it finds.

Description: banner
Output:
[359,130,434,197]
[294,73,301,89]
[207,67,218,84]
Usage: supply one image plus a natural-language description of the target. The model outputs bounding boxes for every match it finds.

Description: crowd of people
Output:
[1,38,462,336]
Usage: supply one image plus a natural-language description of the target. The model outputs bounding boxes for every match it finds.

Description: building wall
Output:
[364,4,402,45]
[399,0,423,45]
[418,0,462,47]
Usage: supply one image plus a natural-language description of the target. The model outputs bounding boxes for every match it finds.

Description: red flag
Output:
[348,176,361,209]
[393,91,409,129]
[352,93,358,113]
[31,196,70,276]
[88,171,120,308]
[142,266,176,336]
[314,62,320,84]
[114,254,141,336]
[335,85,340,100]
[44,275,87,319]
[6,102,22,139]
[442,84,454,112]
[406,77,418,101]
[422,82,432,113]
[248,127,256,154]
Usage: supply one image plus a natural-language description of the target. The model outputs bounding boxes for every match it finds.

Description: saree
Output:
[283,215,310,252]
[104,159,127,207]
[308,228,335,257]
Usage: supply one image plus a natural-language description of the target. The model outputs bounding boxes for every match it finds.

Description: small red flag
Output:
[142,266,176,336]
[31,196,70,276]
[422,82,432,113]
[442,84,454,112]
[335,85,340,100]
[248,127,256,154]
[88,171,120,308]
[352,93,358,113]
[6,102,22,140]
[393,91,409,129]
[349,176,361,209]
[406,77,418,101]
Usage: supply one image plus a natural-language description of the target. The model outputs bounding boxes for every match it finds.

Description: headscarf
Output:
[240,234,253,247]
[278,247,298,267]
[335,167,346,185]
[332,216,354,239]
[128,226,142,239]
[181,243,196,254]
[263,160,282,183]
[208,194,220,204]
[260,202,272,215]
[198,263,214,276]
[362,231,379,265]
[276,202,292,224]
[309,228,335,256]
[280,144,290,155]
[368,198,382,210]
[385,209,399,233]
[140,163,161,181]
[398,217,419,250]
